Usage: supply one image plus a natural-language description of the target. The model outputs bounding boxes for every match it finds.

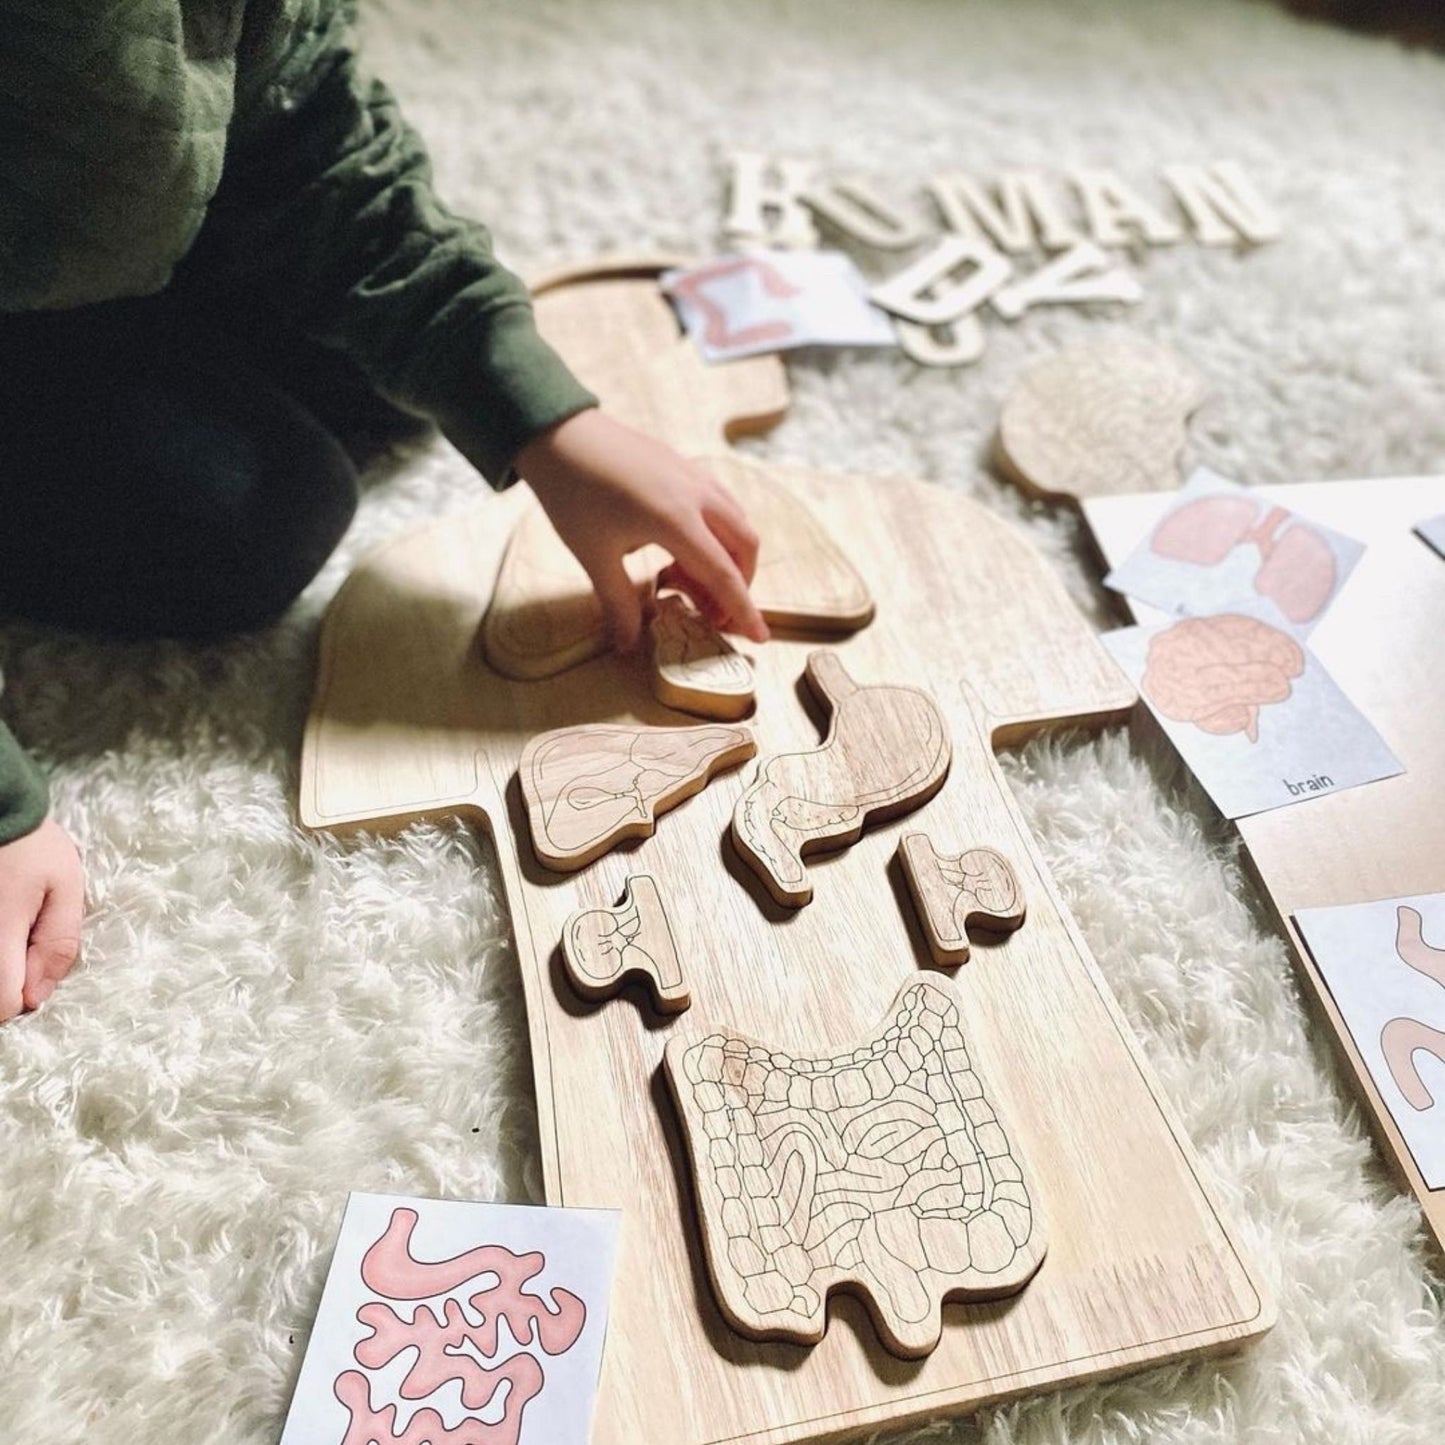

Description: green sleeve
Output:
[199,0,595,487]
[0,721,48,847]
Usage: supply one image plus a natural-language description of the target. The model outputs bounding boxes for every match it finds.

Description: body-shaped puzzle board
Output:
[665,976,1045,1358]
[1084,473,1445,1257]
[563,874,690,1013]
[302,450,1270,1444]
[732,651,951,906]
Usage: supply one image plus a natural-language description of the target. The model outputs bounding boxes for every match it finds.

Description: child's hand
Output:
[0,817,84,1021]
[516,411,771,651]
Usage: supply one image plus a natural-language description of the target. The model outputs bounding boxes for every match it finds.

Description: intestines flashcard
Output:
[279,1193,620,1445]
[1104,469,1365,635]
[1295,895,1445,1189]
[1101,604,1402,819]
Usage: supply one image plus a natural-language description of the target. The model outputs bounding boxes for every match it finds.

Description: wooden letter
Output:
[802,176,927,250]
[869,236,1012,327]
[521,723,755,871]
[894,313,987,369]
[649,594,754,721]
[562,874,689,1013]
[991,241,1143,321]
[899,834,1026,966]
[1162,161,1281,246]
[665,976,1046,1359]
[1072,168,1183,247]
[732,652,951,907]
[724,151,819,250]
[929,170,1080,253]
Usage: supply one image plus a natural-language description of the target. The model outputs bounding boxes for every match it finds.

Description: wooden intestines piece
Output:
[648,593,754,720]
[899,834,1027,966]
[520,723,754,872]
[732,652,951,907]
[483,455,874,681]
[664,976,1044,1359]
[995,338,1209,503]
[562,874,689,1013]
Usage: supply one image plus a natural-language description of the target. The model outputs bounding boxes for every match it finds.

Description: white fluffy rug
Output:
[4,0,1445,1440]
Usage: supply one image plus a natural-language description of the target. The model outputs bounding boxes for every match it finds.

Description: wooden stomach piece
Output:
[732,652,951,907]
[520,723,755,872]
[649,594,755,720]
[899,834,1027,967]
[562,874,689,1013]
[664,975,1045,1360]
[995,337,1208,504]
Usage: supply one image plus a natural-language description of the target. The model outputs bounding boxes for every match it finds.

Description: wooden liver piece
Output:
[995,337,1208,503]
[301,265,1270,1445]
[562,874,690,1013]
[900,833,1027,966]
[520,723,754,872]
[732,652,951,907]
[665,976,1044,1359]
[649,594,755,721]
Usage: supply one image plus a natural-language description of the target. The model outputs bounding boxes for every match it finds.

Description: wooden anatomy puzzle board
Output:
[301,462,1270,1444]
[1085,473,1445,1257]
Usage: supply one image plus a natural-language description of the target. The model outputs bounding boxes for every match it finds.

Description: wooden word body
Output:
[562,874,690,1013]
[649,594,754,720]
[991,241,1142,320]
[732,652,951,907]
[870,236,1012,327]
[900,834,1027,966]
[665,976,1045,1359]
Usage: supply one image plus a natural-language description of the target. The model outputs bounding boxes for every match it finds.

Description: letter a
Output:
[991,241,1143,320]
[1072,168,1183,247]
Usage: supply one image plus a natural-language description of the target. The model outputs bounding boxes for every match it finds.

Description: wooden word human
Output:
[899,834,1027,966]
[732,652,951,907]
[562,874,690,1013]
[664,977,1045,1359]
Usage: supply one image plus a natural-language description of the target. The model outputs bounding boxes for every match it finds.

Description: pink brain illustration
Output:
[334,1208,587,1445]
[1141,613,1305,743]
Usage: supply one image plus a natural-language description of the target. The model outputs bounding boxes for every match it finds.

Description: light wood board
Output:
[1084,473,1445,1258]
[301,456,1271,1444]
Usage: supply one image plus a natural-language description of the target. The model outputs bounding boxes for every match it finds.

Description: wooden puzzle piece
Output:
[562,874,689,1013]
[995,338,1208,503]
[732,652,950,907]
[664,976,1045,1359]
[520,723,755,872]
[649,593,754,721]
[482,455,873,681]
[899,834,1026,966]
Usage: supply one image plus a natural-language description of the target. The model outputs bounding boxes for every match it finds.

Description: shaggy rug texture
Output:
[3,0,1444,1441]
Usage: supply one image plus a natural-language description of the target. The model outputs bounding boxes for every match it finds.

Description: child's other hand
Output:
[0,817,84,1021]
[516,411,771,652]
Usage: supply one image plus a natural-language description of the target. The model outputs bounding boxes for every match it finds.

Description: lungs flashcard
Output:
[279,1193,620,1445]
[1102,605,1402,819]
[1295,895,1445,1189]
[1104,469,1365,635]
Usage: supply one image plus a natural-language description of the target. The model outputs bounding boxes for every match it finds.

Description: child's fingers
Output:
[24,879,83,1011]
[665,522,770,643]
[0,918,27,1021]
[702,498,761,586]
[586,556,646,652]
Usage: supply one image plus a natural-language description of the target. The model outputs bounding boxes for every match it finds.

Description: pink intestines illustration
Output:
[1141,613,1305,743]
[1150,495,1338,624]
[1381,906,1445,1113]
[669,257,802,351]
[335,1208,588,1445]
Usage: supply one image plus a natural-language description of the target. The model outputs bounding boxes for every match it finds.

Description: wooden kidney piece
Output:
[562,874,690,1013]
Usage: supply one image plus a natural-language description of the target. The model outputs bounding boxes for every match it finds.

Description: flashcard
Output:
[1295,894,1445,1189]
[1104,469,1365,636]
[1102,606,1403,819]
[1416,512,1445,560]
[662,250,895,363]
[279,1192,620,1445]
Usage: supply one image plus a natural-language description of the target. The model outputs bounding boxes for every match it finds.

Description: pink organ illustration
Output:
[1381,906,1445,1113]
[1141,613,1305,743]
[668,256,803,351]
[334,1208,587,1445]
[1150,496,1338,624]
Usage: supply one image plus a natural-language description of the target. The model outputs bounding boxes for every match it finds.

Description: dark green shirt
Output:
[0,0,597,841]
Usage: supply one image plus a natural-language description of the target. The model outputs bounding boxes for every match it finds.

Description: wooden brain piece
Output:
[996,337,1208,503]
[732,651,951,907]
[649,594,754,721]
[562,874,689,1013]
[1141,613,1305,744]
[520,723,755,871]
[664,976,1045,1359]
[899,834,1027,967]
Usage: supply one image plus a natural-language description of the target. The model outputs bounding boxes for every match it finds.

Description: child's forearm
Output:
[0,720,48,847]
